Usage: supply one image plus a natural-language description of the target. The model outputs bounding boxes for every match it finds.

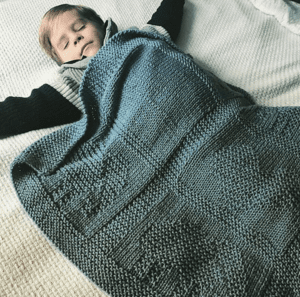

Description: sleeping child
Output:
[0,0,185,137]
[8,0,300,295]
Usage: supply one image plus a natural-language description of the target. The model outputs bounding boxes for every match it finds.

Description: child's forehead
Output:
[50,10,86,39]
[50,9,85,43]
[53,9,85,27]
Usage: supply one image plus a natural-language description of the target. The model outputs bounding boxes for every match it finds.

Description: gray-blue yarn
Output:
[11,29,300,296]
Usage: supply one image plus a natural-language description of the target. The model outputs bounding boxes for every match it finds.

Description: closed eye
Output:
[64,42,69,49]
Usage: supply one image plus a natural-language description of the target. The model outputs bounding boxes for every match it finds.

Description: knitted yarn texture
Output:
[11,29,300,296]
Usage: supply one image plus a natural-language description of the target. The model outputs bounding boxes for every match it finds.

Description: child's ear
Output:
[52,50,62,66]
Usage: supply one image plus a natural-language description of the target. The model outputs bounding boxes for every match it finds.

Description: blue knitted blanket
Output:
[11,30,300,296]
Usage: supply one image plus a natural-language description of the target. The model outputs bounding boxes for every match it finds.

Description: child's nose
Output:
[74,35,83,45]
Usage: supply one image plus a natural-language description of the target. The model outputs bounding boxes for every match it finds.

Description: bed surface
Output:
[1,0,300,295]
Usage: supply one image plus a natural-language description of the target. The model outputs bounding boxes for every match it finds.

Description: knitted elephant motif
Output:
[41,150,129,238]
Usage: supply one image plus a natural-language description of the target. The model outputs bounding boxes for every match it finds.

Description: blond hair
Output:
[39,4,104,65]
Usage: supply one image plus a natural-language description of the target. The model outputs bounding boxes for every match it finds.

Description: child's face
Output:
[50,10,104,64]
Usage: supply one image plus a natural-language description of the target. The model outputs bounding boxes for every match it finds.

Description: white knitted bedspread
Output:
[1,0,300,295]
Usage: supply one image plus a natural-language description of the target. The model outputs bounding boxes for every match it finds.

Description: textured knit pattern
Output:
[3,0,300,295]
[11,29,300,296]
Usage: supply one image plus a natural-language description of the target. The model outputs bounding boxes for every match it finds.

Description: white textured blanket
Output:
[1,0,300,295]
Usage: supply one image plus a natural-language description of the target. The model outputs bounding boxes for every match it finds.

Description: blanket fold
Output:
[11,29,300,296]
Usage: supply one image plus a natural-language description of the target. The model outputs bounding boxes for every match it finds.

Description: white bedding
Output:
[1,0,300,295]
